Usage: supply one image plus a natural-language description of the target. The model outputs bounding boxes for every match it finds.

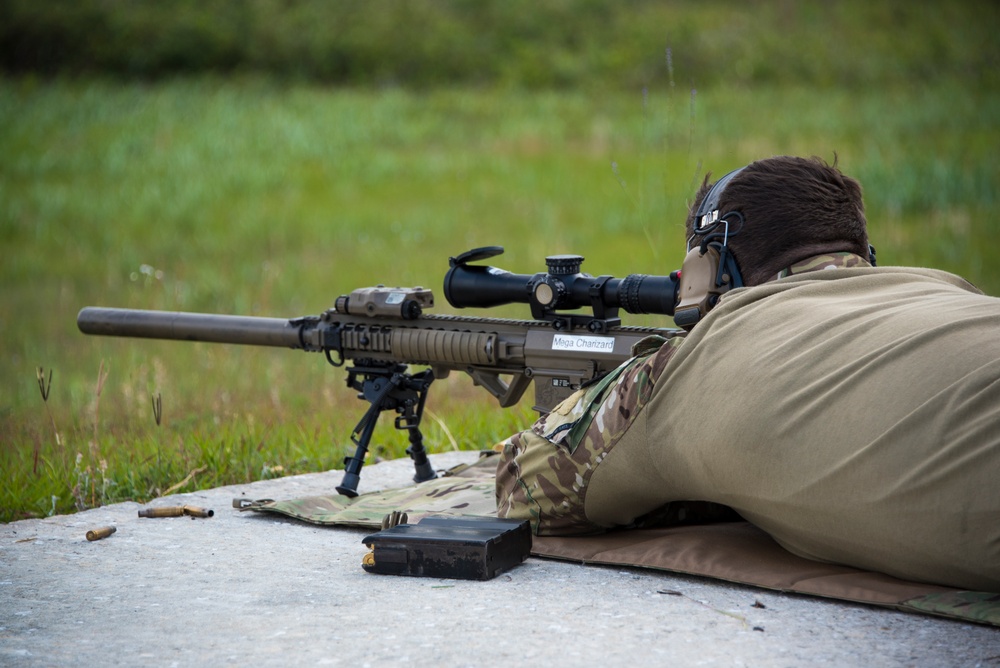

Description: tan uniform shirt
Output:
[498,260,1000,591]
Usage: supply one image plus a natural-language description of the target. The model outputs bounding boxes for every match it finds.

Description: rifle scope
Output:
[443,246,678,324]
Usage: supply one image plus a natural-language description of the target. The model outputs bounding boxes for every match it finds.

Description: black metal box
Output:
[361,515,532,580]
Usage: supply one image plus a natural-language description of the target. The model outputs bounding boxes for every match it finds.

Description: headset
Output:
[672,165,879,331]
[673,167,747,330]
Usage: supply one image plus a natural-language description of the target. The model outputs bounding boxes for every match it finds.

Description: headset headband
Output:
[695,167,745,230]
[674,166,747,330]
[688,166,746,291]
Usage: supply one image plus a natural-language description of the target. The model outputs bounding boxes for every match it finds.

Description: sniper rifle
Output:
[77,246,681,496]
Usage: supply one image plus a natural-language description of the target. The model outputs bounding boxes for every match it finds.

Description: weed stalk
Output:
[152,392,162,426]
[35,366,60,474]
[92,360,108,460]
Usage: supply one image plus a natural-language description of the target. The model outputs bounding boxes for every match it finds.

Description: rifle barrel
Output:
[77,307,303,349]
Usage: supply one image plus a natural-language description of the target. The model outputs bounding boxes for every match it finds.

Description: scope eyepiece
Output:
[443,247,678,327]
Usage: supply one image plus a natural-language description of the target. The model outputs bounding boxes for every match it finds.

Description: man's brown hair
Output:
[685,156,870,286]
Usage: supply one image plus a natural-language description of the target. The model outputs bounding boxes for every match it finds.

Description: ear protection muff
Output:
[673,242,743,329]
[674,167,746,330]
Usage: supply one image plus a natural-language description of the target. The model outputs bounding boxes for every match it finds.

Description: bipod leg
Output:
[336,370,398,498]
[336,411,378,497]
[397,369,437,484]
[405,427,437,483]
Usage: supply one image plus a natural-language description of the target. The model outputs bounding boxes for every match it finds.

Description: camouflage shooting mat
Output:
[237,454,999,627]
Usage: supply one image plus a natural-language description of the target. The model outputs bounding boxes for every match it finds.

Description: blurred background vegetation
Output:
[2,0,998,521]
[2,0,997,89]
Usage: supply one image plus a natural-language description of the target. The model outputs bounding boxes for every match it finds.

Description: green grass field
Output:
[2,75,998,521]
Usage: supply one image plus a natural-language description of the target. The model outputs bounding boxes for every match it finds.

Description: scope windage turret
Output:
[443,246,678,325]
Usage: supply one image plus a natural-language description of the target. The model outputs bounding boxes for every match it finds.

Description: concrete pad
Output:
[2,452,997,666]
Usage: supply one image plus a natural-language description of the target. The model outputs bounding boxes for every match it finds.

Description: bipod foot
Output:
[406,429,438,484]
[335,485,359,498]
[336,468,362,498]
[412,456,437,484]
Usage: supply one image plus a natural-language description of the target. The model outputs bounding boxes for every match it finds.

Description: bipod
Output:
[335,360,437,497]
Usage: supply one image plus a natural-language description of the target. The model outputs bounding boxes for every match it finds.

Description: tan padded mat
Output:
[237,455,999,626]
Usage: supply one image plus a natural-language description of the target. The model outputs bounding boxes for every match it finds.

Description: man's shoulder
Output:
[693,265,999,337]
[758,265,988,298]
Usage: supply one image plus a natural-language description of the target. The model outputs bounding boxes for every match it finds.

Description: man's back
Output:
[607,266,1000,590]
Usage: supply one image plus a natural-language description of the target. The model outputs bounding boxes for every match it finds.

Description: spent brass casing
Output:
[138,505,214,518]
[86,526,116,541]
[138,506,184,518]
[182,505,214,518]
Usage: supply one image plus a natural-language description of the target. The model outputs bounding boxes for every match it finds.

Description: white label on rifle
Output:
[551,334,616,353]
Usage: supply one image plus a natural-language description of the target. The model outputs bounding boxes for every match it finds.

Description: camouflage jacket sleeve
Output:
[495,335,680,535]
